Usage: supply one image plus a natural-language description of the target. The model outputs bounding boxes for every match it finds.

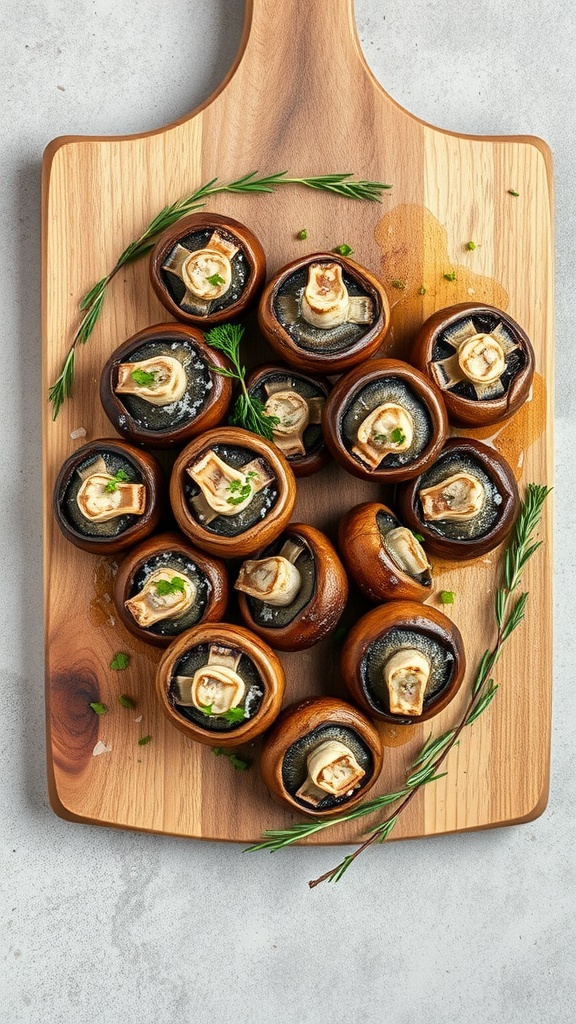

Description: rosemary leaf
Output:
[49,170,393,418]
[247,483,550,887]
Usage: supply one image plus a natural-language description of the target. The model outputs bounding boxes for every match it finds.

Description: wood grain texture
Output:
[42,0,553,843]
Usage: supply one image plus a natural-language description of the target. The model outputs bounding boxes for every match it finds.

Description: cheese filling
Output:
[75,458,146,522]
[457,334,507,384]
[124,569,196,627]
[295,740,366,805]
[115,355,187,406]
[352,403,414,469]
[384,648,431,716]
[419,472,485,522]
[384,527,430,577]
[301,262,349,328]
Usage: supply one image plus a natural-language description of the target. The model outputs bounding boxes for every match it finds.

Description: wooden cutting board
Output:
[42,0,553,844]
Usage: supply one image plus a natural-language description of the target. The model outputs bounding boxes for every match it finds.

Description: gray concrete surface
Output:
[1,1,574,1021]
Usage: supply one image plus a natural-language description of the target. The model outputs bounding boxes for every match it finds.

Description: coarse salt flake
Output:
[93,740,112,756]
[70,427,87,440]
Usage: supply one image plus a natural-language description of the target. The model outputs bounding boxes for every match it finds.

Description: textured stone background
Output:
[1,2,573,1021]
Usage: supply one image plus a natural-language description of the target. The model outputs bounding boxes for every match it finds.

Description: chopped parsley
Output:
[206,272,226,287]
[440,590,455,605]
[418,286,427,296]
[110,651,130,671]
[297,228,308,240]
[391,279,405,290]
[226,471,258,506]
[466,241,477,251]
[118,694,135,709]
[89,701,108,715]
[443,271,457,282]
[333,244,353,257]
[374,427,405,446]
[130,368,157,387]
[138,735,152,746]
[411,531,425,542]
[153,576,186,597]
[104,469,129,493]
[508,189,520,197]
[213,748,251,771]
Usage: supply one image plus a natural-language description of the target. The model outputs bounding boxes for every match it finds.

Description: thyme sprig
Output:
[205,323,280,440]
[247,483,551,887]
[48,171,392,419]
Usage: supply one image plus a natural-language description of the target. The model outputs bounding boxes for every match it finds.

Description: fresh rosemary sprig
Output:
[247,483,551,888]
[205,323,280,440]
[48,171,392,419]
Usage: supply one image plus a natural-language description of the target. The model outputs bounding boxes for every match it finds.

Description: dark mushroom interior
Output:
[161,227,250,315]
[416,450,504,540]
[432,311,527,402]
[127,551,211,638]
[274,262,378,354]
[247,371,326,459]
[341,377,433,469]
[242,533,316,629]
[362,627,454,722]
[169,643,264,732]
[61,450,144,538]
[113,336,214,432]
[282,723,374,811]
[184,442,279,537]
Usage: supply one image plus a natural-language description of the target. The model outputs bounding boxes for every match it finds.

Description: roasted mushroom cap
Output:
[113,532,229,646]
[396,437,520,560]
[150,213,266,327]
[170,427,297,559]
[340,601,466,724]
[235,524,348,651]
[259,697,383,816]
[411,303,535,427]
[338,502,433,604]
[322,358,448,483]
[258,252,391,374]
[100,323,232,448]
[245,364,331,476]
[156,623,285,747]
[53,439,163,555]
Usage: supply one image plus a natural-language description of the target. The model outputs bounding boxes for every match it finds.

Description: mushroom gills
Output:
[124,568,196,627]
[162,231,238,311]
[384,648,431,716]
[76,456,146,522]
[263,380,324,458]
[295,740,366,806]
[174,644,246,717]
[115,355,187,406]
[187,450,274,522]
[432,318,519,399]
[419,472,485,522]
[384,527,431,578]
[352,403,414,469]
[235,538,305,607]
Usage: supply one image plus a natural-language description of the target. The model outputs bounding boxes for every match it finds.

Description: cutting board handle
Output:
[239,0,372,86]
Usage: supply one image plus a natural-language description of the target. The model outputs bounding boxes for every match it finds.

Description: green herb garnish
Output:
[130,368,157,387]
[411,531,425,542]
[247,483,551,887]
[118,695,135,709]
[466,240,477,251]
[508,189,520,197]
[333,244,353,257]
[48,172,392,419]
[205,323,280,440]
[226,478,254,506]
[391,279,405,290]
[110,652,130,671]
[153,576,186,597]
[206,272,225,287]
[443,271,457,282]
[89,702,108,716]
[138,735,152,746]
[297,228,308,240]
[418,286,427,296]
[374,427,405,446]
[199,703,214,717]
[223,706,246,724]
[104,469,129,493]
[213,748,251,771]
[440,591,455,605]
